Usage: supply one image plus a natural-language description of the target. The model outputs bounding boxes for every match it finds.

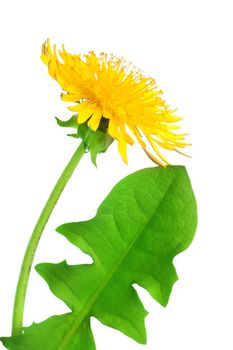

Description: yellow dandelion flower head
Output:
[41,39,190,165]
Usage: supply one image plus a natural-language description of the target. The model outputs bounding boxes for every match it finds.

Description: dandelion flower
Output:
[41,40,190,165]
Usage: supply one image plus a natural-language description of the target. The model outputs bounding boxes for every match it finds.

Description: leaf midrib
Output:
[58,172,180,350]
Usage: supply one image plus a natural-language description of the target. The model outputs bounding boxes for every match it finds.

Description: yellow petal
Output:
[69,100,92,112]
[130,127,146,148]
[61,93,83,102]
[47,60,58,80]
[175,149,192,158]
[120,124,134,145]
[41,54,50,65]
[78,109,95,124]
[88,109,103,131]
[156,140,176,150]
[108,117,119,140]
[133,128,165,166]
[68,101,94,123]
[118,136,128,164]
[147,135,170,165]
[143,149,165,166]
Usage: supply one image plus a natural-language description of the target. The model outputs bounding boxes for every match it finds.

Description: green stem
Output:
[12,142,86,336]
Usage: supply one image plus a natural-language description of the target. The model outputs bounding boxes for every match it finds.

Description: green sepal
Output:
[56,116,113,166]
[55,116,79,129]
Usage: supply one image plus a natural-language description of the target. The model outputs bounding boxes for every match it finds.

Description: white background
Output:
[0,0,232,349]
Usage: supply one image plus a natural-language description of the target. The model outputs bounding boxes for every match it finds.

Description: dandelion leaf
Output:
[1,166,197,349]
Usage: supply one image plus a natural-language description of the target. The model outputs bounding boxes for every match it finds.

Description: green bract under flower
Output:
[56,115,113,166]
